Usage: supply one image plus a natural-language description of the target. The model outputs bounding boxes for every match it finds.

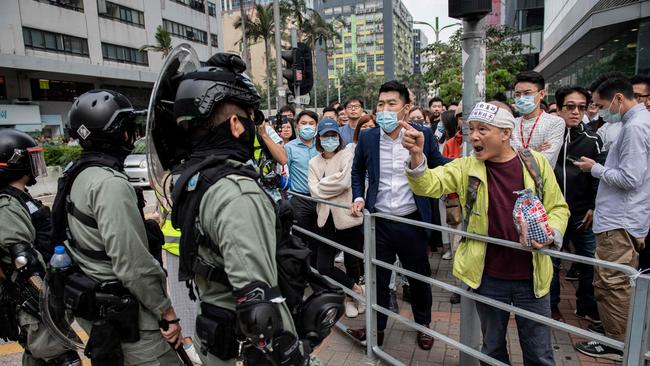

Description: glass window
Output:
[32,30,45,48]
[30,78,93,101]
[24,27,89,56]
[101,42,148,65]
[34,0,84,12]
[100,1,145,27]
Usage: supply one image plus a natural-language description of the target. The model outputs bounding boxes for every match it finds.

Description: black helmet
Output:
[0,129,47,185]
[67,89,137,152]
[173,53,261,123]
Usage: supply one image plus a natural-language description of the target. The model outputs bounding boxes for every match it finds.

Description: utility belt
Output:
[55,269,140,343]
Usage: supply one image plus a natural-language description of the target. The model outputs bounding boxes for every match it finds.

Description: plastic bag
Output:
[512,189,553,247]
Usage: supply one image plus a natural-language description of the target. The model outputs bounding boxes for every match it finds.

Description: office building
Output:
[412,28,428,75]
[503,0,544,69]
[0,0,223,136]
[314,0,414,83]
[536,0,649,93]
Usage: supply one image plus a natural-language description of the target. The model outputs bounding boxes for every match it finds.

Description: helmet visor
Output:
[26,147,47,178]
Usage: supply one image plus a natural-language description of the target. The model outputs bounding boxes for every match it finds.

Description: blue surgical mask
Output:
[598,96,622,123]
[299,125,316,140]
[515,95,538,115]
[320,136,340,152]
[376,111,399,133]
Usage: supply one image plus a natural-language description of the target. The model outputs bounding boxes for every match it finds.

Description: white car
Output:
[124,138,149,188]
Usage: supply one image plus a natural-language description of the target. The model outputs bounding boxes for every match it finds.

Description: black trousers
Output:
[290,194,318,262]
[375,212,432,330]
[317,215,363,289]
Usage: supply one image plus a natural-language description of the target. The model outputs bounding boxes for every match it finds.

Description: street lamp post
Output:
[413,17,461,42]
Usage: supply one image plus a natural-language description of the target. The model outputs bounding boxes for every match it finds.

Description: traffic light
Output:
[281,42,313,97]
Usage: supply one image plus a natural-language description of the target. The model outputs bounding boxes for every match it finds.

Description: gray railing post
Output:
[363,210,377,359]
[459,287,481,366]
[623,274,650,366]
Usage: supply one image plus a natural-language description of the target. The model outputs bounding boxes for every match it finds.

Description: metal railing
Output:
[288,191,650,366]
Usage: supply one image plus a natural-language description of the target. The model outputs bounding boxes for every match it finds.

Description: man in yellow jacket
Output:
[402,102,570,366]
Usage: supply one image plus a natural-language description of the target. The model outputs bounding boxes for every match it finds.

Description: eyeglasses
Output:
[562,104,587,112]
[634,93,650,102]
[346,104,362,110]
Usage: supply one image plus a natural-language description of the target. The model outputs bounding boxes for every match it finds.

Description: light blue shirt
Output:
[339,124,355,146]
[284,138,318,194]
[591,103,650,238]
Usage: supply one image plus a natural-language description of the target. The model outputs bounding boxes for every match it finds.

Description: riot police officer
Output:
[149,50,312,365]
[0,129,81,366]
[50,89,183,365]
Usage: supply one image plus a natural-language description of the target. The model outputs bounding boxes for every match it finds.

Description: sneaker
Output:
[575,340,623,361]
[587,322,605,335]
[335,251,344,263]
[356,285,366,314]
[551,304,564,322]
[345,300,359,318]
[442,250,452,260]
[183,342,203,365]
[575,309,601,324]
[565,267,580,281]
[389,290,399,313]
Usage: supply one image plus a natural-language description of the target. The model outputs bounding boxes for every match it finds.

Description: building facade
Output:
[0,0,223,136]
[314,0,414,84]
[502,0,544,69]
[536,0,650,94]
[412,28,428,75]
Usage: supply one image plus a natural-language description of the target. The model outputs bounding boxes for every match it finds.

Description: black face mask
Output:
[190,115,256,162]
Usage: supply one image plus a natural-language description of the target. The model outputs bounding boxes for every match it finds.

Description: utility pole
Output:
[204,1,212,56]
[290,28,301,112]
[239,0,251,71]
[412,17,461,43]
[448,1,491,365]
[273,0,285,109]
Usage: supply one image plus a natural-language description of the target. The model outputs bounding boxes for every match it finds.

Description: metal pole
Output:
[363,211,377,360]
[435,16,439,42]
[204,1,212,56]
[459,16,486,366]
[239,0,250,71]
[622,275,650,366]
[290,28,301,112]
[273,0,285,109]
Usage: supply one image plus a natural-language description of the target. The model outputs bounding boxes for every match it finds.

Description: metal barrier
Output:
[288,191,650,366]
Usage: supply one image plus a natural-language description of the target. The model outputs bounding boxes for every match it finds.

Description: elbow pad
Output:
[234,281,284,346]
[10,243,44,277]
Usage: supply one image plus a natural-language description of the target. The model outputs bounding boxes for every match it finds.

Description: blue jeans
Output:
[475,274,554,366]
[550,213,598,316]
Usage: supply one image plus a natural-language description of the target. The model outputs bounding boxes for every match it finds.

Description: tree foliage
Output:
[421,25,530,102]
[139,26,172,58]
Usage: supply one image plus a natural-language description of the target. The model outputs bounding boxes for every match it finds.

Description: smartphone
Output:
[566,155,579,163]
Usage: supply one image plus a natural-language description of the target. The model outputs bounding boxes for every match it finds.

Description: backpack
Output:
[170,155,336,315]
[463,149,544,229]
[50,153,165,264]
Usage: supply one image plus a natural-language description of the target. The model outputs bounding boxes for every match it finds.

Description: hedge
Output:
[44,144,82,167]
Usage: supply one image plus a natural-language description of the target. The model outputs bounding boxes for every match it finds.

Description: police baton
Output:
[159,319,193,366]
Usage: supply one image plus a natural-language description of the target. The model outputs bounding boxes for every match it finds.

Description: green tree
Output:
[338,68,383,108]
[235,4,276,113]
[139,25,172,58]
[421,25,530,102]
[280,0,308,39]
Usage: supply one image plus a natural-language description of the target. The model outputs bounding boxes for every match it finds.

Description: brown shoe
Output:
[417,331,434,350]
[346,328,384,346]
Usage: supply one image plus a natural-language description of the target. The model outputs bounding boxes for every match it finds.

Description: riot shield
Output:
[40,273,85,350]
[146,44,200,212]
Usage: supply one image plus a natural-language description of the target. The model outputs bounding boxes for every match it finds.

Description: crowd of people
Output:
[261,70,650,363]
[1,47,649,366]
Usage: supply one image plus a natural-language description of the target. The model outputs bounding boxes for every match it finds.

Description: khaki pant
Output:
[593,229,646,342]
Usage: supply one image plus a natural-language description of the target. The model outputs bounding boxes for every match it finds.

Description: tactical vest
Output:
[0,186,53,261]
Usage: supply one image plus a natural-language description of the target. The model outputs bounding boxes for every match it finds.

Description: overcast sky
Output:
[402,0,461,45]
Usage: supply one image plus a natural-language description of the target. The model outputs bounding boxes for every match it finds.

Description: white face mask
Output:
[598,95,623,123]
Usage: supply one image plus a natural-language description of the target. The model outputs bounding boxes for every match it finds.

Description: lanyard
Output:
[520,112,543,149]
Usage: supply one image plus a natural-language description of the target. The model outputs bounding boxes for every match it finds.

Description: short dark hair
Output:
[379,80,411,104]
[447,101,459,107]
[296,110,319,124]
[588,71,627,92]
[515,71,545,91]
[595,77,635,100]
[491,92,508,103]
[322,106,337,115]
[555,86,591,109]
[630,74,650,89]
[279,105,296,117]
[343,97,365,109]
[428,96,443,107]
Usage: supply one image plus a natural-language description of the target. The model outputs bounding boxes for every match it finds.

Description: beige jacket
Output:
[308,147,363,230]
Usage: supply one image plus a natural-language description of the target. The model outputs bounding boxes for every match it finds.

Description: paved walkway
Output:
[0,250,619,366]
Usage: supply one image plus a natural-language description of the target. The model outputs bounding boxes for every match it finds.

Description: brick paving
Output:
[311,252,618,366]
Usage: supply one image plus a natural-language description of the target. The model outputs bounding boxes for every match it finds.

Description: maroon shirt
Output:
[483,156,533,280]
